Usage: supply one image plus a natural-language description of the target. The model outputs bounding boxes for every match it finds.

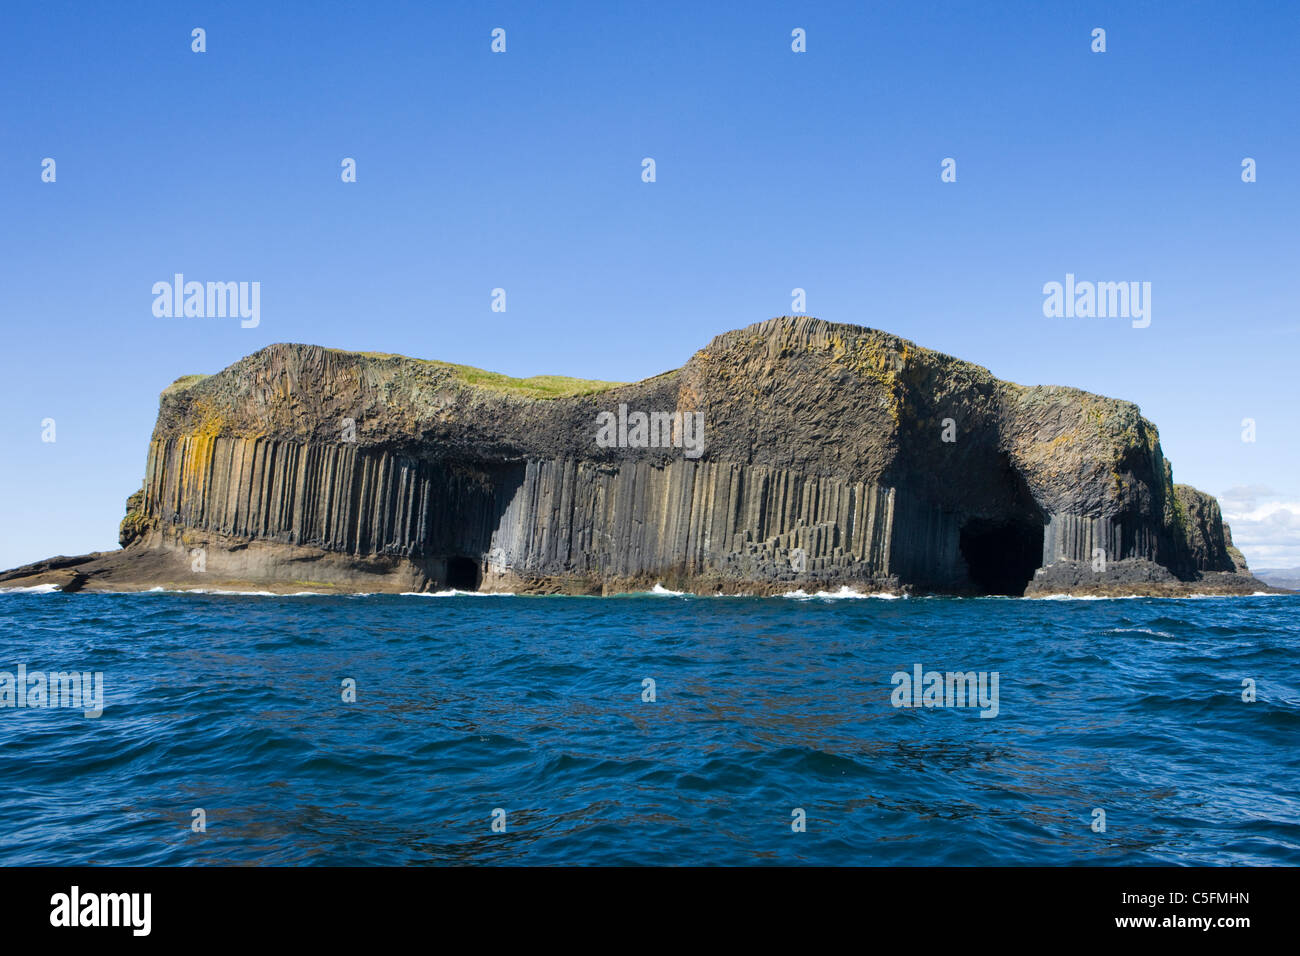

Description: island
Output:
[1,316,1279,598]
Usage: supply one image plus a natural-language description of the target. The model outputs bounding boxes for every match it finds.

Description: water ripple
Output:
[0,591,1296,865]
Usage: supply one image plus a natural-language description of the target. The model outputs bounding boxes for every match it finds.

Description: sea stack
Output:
[0,317,1271,597]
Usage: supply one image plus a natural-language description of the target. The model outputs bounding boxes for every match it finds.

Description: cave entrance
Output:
[959,518,1043,596]
[446,556,481,591]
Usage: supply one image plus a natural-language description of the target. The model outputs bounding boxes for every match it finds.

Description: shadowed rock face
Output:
[1,317,1278,596]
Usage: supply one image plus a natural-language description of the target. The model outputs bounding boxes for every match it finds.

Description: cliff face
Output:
[2,317,1275,596]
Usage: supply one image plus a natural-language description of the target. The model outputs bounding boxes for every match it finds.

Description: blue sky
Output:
[1,0,1297,570]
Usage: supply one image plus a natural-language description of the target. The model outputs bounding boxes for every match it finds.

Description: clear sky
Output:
[2,1,1296,570]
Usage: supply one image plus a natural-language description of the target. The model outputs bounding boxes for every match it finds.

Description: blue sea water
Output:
[0,589,1296,866]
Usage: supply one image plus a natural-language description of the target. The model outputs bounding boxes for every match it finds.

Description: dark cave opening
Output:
[446,556,481,591]
[959,518,1044,596]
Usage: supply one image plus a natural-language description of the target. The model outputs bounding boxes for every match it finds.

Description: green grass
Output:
[334,349,625,399]
[443,365,624,399]
[161,374,210,395]
[163,348,627,401]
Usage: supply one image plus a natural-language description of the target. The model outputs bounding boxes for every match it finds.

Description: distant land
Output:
[0,317,1288,598]
[1252,568,1300,592]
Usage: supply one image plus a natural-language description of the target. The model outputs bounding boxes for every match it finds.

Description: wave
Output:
[398,589,515,597]
[1105,627,1177,638]
[2,585,1296,867]
[782,586,903,600]
[5,582,1291,602]
[140,587,327,596]
[1186,591,1295,599]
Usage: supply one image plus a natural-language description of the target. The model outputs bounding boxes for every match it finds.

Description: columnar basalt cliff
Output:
[1,317,1275,596]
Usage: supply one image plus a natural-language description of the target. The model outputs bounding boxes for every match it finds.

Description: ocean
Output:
[0,589,1296,866]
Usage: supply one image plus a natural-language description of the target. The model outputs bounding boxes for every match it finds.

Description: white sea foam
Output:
[782,586,902,600]
[135,587,326,596]
[181,589,277,596]
[1031,590,1286,601]
[1106,627,1176,638]
[1184,592,1292,599]
[400,589,515,597]
[11,581,1283,601]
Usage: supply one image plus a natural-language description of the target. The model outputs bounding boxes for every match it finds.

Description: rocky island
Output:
[0,316,1279,597]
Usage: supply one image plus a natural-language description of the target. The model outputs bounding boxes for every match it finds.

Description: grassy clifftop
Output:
[161,348,626,402]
